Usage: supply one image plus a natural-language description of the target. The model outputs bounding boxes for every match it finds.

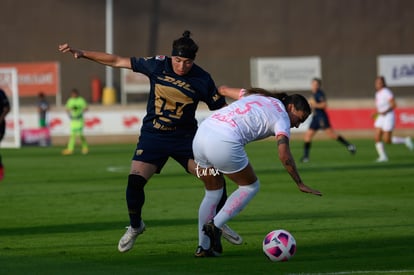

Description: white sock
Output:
[392,136,405,144]
[214,180,260,229]
[375,142,387,159]
[198,188,223,249]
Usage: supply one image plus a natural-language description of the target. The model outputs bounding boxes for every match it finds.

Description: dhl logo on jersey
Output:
[157,75,194,93]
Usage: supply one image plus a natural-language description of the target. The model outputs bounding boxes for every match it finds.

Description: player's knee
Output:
[243,179,260,195]
[128,174,147,190]
[126,175,147,208]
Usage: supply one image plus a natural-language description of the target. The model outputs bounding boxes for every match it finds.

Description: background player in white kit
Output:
[192,87,322,257]
[373,76,413,162]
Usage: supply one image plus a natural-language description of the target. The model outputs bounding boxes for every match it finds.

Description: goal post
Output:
[0,68,21,148]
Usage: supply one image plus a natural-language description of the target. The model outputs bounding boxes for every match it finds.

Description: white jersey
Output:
[201,94,291,145]
[375,87,394,113]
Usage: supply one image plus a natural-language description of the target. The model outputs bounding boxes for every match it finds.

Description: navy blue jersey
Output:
[130,56,226,135]
[0,89,10,140]
[309,89,331,130]
[0,89,10,121]
[312,89,327,116]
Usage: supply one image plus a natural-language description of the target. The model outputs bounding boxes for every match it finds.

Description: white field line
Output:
[288,270,414,275]
[106,166,129,173]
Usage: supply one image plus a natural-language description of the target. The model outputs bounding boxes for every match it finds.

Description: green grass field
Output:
[0,139,413,275]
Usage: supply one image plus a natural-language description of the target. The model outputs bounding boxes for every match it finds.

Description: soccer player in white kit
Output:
[192,87,322,257]
[374,76,413,162]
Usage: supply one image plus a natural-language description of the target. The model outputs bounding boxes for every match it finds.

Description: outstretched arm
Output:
[58,43,132,69]
[277,135,322,196]
[218,86,244,100]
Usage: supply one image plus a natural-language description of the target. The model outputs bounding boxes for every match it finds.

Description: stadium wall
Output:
[10,98,414,146]
[1,0,414,104]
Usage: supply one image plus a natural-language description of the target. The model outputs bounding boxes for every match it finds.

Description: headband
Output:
[171,48,196,60]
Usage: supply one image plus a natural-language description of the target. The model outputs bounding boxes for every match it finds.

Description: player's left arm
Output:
[83,98,89,112]
[381,97,397,115]
[204,79,228,110]
[218,86,244,100]
[0,92,10,121]
[0,106,10,122]
[277,135,322,196]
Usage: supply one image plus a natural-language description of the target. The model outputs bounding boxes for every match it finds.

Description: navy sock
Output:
[126,174,147,228]
[337,135,350,146]
[304,142,311,158]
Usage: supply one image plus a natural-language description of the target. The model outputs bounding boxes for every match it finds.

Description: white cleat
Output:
[221,224,243,245]
[376,157,388,163]
[405,137,413,151]
[118,221,145,252]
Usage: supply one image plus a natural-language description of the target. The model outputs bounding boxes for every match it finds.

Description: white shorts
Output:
[374,112,395,132]
[192,124,248,174]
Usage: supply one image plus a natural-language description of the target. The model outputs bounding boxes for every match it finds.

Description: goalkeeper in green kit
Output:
[62,88,89,155]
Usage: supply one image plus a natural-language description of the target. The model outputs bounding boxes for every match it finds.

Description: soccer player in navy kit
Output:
[58,30,242,252]
[0,88,10,180]
[300,78,356,162]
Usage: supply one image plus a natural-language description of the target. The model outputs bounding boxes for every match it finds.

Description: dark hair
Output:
[284,94,311,117]
[312,77,322,87]
[377,75,387,87]
[244,87,311,117]
[171,30,199,60]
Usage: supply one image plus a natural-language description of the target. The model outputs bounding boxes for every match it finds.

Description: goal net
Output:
[0,68,21,148]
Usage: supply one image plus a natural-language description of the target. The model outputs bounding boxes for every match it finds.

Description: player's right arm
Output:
[310,95,327,110]
[58,43,131,69]
[276,134,322,196]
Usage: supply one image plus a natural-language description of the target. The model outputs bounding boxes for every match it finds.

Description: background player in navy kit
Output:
[301,78,356,162]
[58,30,242,252]
[0,88,10,180]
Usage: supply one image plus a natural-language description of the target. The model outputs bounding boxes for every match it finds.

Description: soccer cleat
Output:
[376,157,388,163]
[203,220,223,256]
[347,144,357,154]
[82,148,89,155]
[194,246,216,257]
[300,156,309,163]
[221,224,243,245]
[0,165,4,180]
[405,137,413,151]
[61,149,73,155]
[118,221,145,253]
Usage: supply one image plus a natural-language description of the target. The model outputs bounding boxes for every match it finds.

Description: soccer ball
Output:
[262,229,296,262]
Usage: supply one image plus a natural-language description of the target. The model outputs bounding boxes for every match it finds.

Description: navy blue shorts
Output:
[132,129,195,174]
[309,112,331,130]
[0,121,5,141]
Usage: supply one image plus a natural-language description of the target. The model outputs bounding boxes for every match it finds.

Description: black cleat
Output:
[347,144,357,155]
[203,220,223,256]
[194,246,216,257]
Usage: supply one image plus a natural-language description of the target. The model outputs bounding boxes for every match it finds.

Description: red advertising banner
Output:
[327,108,414,130]
[21,128,51,147]
[0,62,59,96]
